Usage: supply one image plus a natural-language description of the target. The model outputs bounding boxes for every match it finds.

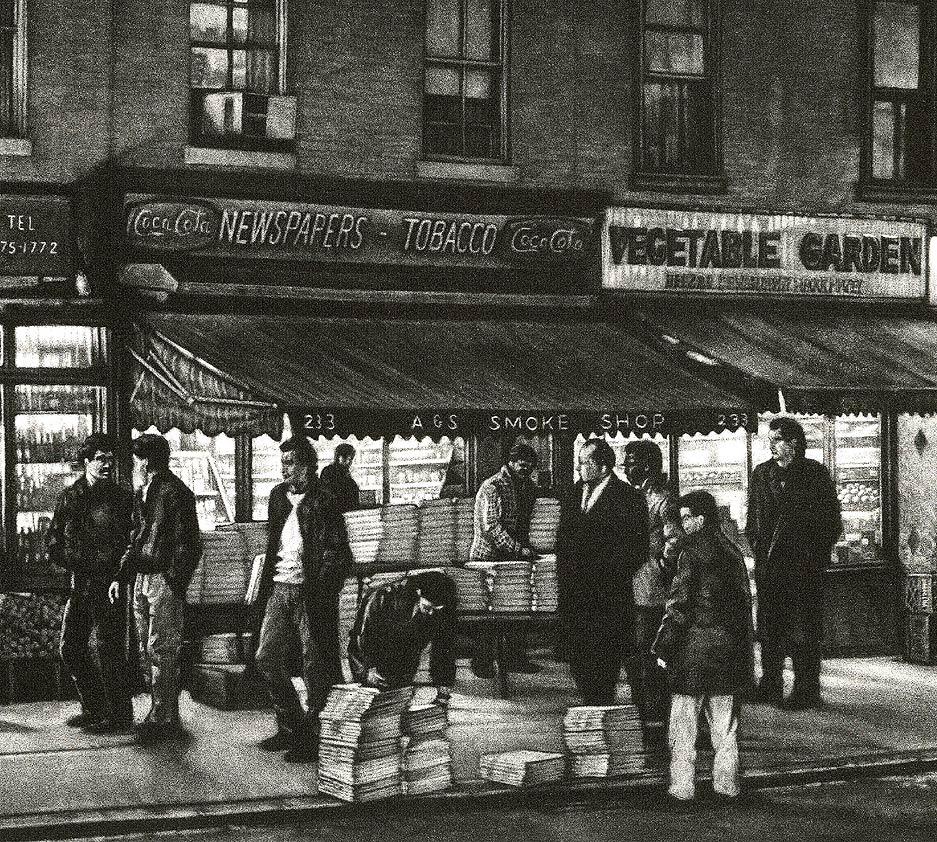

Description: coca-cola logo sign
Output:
[504,217,592,263]
[125,200,220,250]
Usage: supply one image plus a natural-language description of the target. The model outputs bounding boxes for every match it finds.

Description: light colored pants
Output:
[134,572,185,726]
[668,692,741,800]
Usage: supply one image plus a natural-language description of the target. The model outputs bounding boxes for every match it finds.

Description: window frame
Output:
[0,0,27,139]
[421,0,510,164]
[188,0,290,152]
[632,0,725,193]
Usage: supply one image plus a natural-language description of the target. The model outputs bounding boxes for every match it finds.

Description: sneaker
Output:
[65,712,95,728]
[258,731,294,752]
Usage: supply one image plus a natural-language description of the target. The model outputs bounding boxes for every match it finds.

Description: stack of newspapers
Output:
[479,749,566,787]
[344,506,419,565]
[453,498,476,563]
[401,703,452,795]
[467,560,533,612]
[531,553,558,612]
[563,704,653,778]
[317,683,413,802]
[416,498,458,566]
[528,498,561,553]
[447,565,487,611]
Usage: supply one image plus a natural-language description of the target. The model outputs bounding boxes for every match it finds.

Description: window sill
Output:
[416,159,519,183]
[0,137,32,157]
[856,181,937,204]
[630,170,727,195]
[184,146,296,170]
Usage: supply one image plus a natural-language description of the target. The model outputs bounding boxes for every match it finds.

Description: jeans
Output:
[60,577,132,723]
[134,572,185,726]
[668,692,741,800]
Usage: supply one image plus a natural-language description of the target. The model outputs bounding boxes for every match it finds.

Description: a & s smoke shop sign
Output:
[603,208,927,299]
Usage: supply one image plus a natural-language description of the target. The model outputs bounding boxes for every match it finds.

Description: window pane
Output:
[642,80,714,172]
[426,0,461,58]
[190,2,228,43]
[873,0,920,89]
[15,326,103,368]
[872,99,902,179]
[425,65,461,95]
[645,31,704,75]
[465,0,495,61]
[389,436,464,505]
[646,0,705,28]
[834,415,882,559]
[465,68,491,99]
[315,436,385,507]
[234,0,276,46]
[678,430,748,529]
[191,47,229,88]
[246,49,275,92]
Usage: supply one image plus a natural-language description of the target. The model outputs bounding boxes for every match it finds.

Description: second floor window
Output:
[1,0,26,138]
[423,0,507,161]
[868,0,930,184]
[189,0,294,150]
[637,0,718,178]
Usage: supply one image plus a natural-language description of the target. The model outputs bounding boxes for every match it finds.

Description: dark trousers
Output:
[633,606,670,724]
[564,610,634,706]
[758,586,823,699]
[59,577,132,723]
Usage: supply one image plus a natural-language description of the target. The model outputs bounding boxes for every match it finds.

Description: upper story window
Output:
[635,0,722,189]
[0,0,26,138]
[423,0,507,161]
[189,0,295,150]
[867,0,931,185]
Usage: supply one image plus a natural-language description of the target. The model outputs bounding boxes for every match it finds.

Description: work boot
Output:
[65,711,95,728]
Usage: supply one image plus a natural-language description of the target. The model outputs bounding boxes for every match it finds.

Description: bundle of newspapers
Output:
[317,683,413,802]
[416,498,458,565]
[344,506,418,565]
[563,704,655,778]
[453,498,475,563]
[531,553,558,612]
[401,703,452,795]
[479,749,566,787]
[528,497,561,553]
[447,565,487,611]
[466,560,533,612]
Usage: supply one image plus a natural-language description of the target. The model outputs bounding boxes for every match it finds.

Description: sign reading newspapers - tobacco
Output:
[603,208,926,299]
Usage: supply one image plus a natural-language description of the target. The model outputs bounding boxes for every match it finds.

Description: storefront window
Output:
[15,385,106,580]
[316,436,384,506]
[678,429,749,530]
[389,436,465,505]
[15,325,104,368]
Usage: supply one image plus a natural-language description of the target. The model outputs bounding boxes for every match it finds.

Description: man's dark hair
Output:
[334,442,356,461]
[131,433,170,472]
[581,437,616,471]
[769,416,807,457]
[408,571,457,611]
[679,490,720,528]
[507,441,539,466]
[280,435,318,467]
[624,439,664,475]
[78,432,116,464]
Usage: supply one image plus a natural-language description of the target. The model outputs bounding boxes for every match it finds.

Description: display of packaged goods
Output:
[531,554,558,612]
[466,560,533,612]
[528,498,560,553]
[195,632,253,665]
[185,529,251,605]
[562,704,646,754]
[478,750,566,787]
[0,593,66,660]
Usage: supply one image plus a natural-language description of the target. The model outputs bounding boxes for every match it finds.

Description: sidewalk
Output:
[2,654,937,840]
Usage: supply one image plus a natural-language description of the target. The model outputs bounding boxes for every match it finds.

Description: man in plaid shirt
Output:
[469,441,540,676]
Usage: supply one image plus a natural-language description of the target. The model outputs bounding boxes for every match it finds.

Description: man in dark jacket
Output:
[47,433,133,733]
[745,417,842,710]
[253,436,349,762]
[319,443,360,514]
[653,490,754,803]
[557,438,649,705]
[109,433,202,744]
[348,571,456,706]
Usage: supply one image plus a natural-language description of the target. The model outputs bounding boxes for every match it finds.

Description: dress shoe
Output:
[748,683,783,706]
[258,730,295,752]
[65,712,95,728]
[134,721,179,745]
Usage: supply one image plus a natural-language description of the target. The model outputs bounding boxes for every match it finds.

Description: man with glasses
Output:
[746,417,842,710]
[46,433,134,733]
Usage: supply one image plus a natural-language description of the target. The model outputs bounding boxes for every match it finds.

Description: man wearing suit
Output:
[557,438,649,705]
[253,436,349,762]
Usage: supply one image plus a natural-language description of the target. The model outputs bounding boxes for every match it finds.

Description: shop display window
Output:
[16,385,106,579]
[389,436,465,505]
[678,429,749,530]
[15,326,104,368]
[314,435,384,507]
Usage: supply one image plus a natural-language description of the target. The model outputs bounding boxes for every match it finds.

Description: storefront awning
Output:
[634,304,937,415]
[130,313,754,439]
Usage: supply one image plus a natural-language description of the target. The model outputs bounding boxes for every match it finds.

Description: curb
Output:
[3,749,937,841]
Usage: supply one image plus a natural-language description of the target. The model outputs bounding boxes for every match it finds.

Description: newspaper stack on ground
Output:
[317,683,413,802]
[466,560,533,611]
[447,565,487,611]
[563,704,654,778]
[401,703,452,795]
[531,553,558,612]
[453,498,475,563]
[416,498,458,566]
[344,506,418,564]
[479,750,566,787]
[528,498,561,553]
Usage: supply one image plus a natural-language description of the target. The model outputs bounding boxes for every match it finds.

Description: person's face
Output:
[281,450,311,492]
[337,452,355,470]
[132,454,149,488]
[85,450,114,485]
[681,507,704,536]
[578,445,605,483]
[414,591,446,619]
[623,451,650,486]
[768,429,797,468]
[508,457,537,482]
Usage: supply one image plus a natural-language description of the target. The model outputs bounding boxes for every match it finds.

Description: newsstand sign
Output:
[604,208,927,299]
[0,197,73,276]
[124,194,593,269]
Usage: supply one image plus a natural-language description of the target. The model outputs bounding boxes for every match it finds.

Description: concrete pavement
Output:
[1,654,937,840]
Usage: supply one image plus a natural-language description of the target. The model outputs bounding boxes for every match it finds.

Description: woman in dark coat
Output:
[653,491,754,803]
